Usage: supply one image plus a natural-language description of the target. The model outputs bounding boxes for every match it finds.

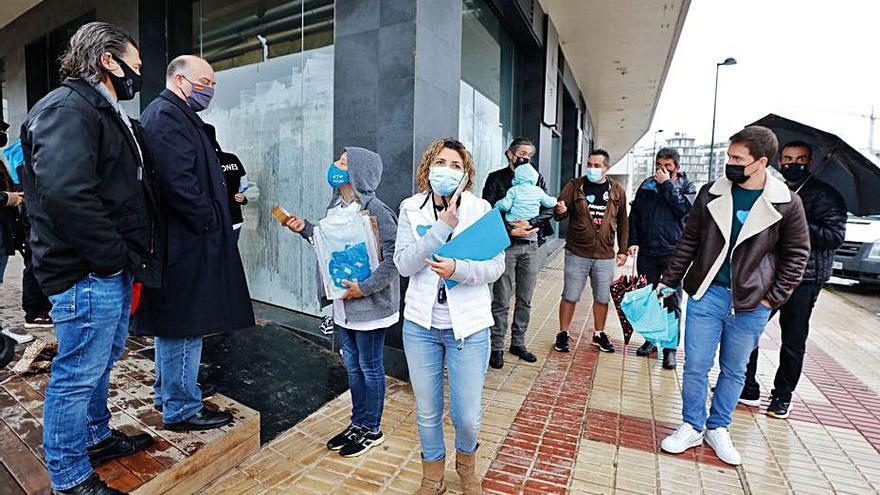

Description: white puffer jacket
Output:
[394,191,505,340]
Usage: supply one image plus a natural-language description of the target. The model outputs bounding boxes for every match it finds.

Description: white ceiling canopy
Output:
[539,0,691,163]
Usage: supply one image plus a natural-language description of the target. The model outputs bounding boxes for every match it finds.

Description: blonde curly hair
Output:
[415,138,477,193]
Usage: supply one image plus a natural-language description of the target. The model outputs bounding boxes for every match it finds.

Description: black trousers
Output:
[21,245,51,319]
[743,282,822,401]
[636,254,681,349]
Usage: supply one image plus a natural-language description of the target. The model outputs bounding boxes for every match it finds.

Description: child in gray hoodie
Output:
[283,147,399,458]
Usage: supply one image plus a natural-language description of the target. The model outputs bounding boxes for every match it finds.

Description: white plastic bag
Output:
[313,208,381,299]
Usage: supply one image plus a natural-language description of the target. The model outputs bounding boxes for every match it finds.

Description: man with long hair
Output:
[21,22,160,494]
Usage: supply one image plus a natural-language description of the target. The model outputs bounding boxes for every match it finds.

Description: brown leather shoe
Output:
[456,447,482,495]
[416,455,447,495]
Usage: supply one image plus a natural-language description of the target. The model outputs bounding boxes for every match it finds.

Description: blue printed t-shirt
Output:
[714,185,763,287]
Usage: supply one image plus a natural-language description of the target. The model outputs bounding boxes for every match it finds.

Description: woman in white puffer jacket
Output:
[394,138,504,495]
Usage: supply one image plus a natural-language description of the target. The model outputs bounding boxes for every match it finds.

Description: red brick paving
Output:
[483,309,880,493]
[482,324,597,494]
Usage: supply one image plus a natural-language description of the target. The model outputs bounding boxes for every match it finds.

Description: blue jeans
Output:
[0,254,8,283]
[154,336,203,423]
[44,272,132,490]
[337,326,387,432]
[682,284,772,430]
[403,320,490,461]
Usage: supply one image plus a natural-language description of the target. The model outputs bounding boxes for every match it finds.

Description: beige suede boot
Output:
[415,456,447,495]
[455,447,482,495]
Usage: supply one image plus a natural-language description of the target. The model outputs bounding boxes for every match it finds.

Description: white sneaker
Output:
[705,427,741,465]
[1,328,34,345]
[661,423,704,454]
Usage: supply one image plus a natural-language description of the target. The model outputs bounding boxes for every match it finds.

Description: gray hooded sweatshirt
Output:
[299,147,400,326]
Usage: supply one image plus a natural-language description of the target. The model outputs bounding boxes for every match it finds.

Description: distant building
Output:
[694,142,728,185]
[627,132,728,195]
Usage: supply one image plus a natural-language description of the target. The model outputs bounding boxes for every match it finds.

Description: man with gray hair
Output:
[21,22,159,495]
[136,55,254,432]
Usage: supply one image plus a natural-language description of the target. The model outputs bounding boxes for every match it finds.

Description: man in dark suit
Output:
[137,55,255,431]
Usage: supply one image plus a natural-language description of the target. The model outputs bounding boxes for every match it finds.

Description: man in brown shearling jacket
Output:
[657,126,809,467]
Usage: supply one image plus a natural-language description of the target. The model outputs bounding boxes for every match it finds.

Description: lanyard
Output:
[421,194,454,303]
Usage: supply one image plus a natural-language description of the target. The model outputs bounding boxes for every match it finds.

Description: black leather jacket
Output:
[20,79,161,295]
[482,166,555,245]
[793,176,847,283]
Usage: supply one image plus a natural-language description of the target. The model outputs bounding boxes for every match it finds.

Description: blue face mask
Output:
[429,166,464,196]
[585,168,604,183]
[327,163,349,188]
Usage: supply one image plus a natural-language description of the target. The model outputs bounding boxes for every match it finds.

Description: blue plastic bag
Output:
[2,140,23,185]
[620,285,679,351]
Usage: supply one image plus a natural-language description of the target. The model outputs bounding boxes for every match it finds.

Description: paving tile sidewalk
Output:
[4,242,877,493]
[171,251,875,494]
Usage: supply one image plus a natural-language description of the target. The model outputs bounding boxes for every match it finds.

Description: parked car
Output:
[833,215,880,286]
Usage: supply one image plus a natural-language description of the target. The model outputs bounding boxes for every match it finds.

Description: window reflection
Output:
[460,0,515,193]
[194,0,334,314]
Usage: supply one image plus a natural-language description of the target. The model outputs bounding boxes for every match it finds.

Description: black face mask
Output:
[0,132,7,148]
[511,155,530,168]
[725,160,756,185]
[780,163,809,183]
[109,55,142,101]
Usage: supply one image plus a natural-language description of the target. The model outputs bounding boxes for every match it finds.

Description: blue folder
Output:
[435,208,511,288]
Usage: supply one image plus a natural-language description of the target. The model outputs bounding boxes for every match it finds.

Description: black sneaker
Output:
[766,397,792,419]
[509,346,537,363]
[592,332,615,353]
[25,312,53,329]
[327,424,362,451]
[553,331,571,353]
[339,429,385,458]
[635,341,657,357]
[319,315,334,335]
[738,389,761,407]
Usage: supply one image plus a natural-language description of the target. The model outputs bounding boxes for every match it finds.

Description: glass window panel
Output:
[1,59,7,124]
[460,0,515,194]
[195,0,334,314]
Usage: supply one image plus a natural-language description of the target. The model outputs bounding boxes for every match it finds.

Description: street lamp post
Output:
[652,129,665,157]
[709,57,737,180]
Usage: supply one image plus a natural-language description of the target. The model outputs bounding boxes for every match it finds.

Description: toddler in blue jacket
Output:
[494,163,558,223]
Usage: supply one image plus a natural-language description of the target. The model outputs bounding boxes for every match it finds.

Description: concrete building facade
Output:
[0,0,690,378]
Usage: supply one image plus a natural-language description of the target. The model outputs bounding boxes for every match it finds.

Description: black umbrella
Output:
[749,113,880,216]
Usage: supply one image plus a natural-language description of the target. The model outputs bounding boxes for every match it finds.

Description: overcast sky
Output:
[635,0,880,156]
